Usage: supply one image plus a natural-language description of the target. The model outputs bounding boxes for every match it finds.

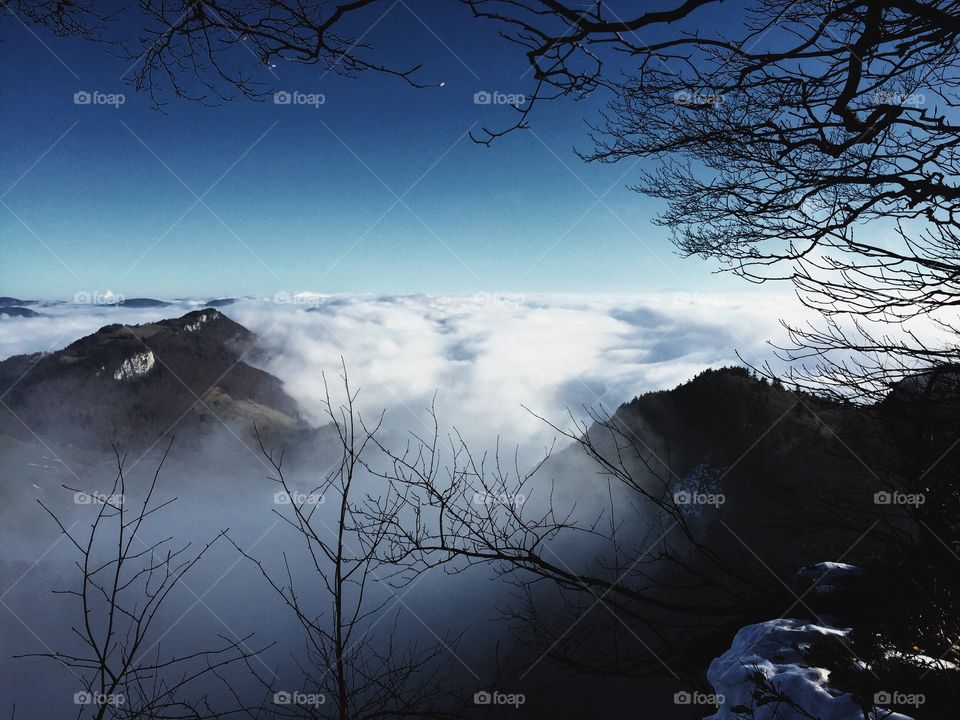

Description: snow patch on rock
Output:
[113,351,156,381]
[796,562,864,594]
[706,619,916,720]
[884,650,958,671]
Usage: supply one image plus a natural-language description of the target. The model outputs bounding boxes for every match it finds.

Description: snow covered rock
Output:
[883,650,957,672]
[795,562,865,595]
[706,619,916,720]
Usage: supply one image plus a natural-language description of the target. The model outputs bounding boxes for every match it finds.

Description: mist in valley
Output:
[0,295,797,718]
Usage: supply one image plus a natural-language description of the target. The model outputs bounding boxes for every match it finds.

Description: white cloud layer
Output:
[1,292,804,445]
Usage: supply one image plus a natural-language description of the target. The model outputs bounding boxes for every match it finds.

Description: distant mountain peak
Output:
[0,310,301,450]
[115,297,172,308]
[182,308,221,332]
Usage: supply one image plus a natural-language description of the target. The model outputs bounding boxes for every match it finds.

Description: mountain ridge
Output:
[0,309,305,451]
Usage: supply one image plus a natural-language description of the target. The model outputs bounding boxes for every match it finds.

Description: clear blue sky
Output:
[0,2,745,300]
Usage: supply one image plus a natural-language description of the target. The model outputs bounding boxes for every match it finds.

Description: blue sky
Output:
[0,2,747,300]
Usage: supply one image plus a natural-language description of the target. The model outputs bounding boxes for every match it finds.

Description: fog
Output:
[2,292,802,440]
[0,292,801,717]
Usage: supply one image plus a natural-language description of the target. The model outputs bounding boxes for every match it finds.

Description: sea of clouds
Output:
[0,292,804,446]
[0,292,808,719]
